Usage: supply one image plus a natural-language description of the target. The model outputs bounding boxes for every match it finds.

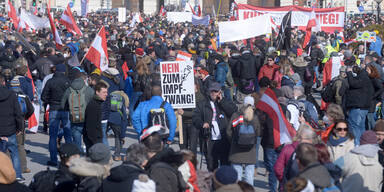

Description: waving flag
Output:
[303,10,320,48]
[122,61,129,80]
[60,4,82,36]
[197,4,202,17]
[159,5,166,16]
[47,1,63,49]
[188,3,197,16]
[277,11,292,51]
[84,26,108,71]
[230,2,239,20]
[256,88,296,148]
[7,0,19,29]
[81,0,88,17]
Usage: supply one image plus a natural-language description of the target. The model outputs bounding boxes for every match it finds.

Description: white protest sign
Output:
[118,7,126,23]
[160,61,195,109]
[356,31,376,42]
[219,14,272,43]
[167,12,192,23]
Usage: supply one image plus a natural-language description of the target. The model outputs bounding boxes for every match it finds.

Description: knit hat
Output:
[374,119,384,132]
[360,130,378,145]
[0,152,16,184]
[88,143,111,165]
[56,64,66,73]
[58,143,82,160]
[213,165,238,185]
[104,68,120,76]
[135,48,145,57]
[243,96,254,107]
[208,82,221,92]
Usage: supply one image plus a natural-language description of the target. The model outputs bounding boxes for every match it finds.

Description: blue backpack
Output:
[232,115,256,148]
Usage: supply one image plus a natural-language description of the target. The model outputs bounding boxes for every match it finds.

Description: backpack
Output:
[321,78,341,103]
[148,101,169,130]
[29,167,58,192]
[232,115,256,148]
[110,92,124,115]
[68,86,87,123]
[281,151,300,188]
[287,100,319,129]
[16,93,28,116]
[149,162,187,192]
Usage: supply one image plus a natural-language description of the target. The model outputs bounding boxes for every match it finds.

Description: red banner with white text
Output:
[238,4,344,33]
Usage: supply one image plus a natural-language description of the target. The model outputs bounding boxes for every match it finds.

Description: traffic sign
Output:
[359,6,364,12]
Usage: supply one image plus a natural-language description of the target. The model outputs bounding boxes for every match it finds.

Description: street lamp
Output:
[375,0,383,23]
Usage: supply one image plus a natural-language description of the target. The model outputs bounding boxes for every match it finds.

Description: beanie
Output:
[360,130,378,145]
[213,165,238,185]
[56,64,66,73]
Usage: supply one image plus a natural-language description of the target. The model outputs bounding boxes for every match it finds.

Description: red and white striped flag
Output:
[321,55,344,110]
[176,51,192,61]
[60,4,82,36]
[159,5,166,16]
[256,88,296,148]
[47,1,63,49]
[303,10,320,48]
[7,0,19,29]
[122,61,129,80]
[85,26,108,71]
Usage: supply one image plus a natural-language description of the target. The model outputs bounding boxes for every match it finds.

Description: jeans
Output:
[264,147,278,192]
[49,111,72,163]
[223,87,233,101]
[101,121,109,146]
[232,164,255,186]
[255,137,261,168]
[366,112,376,130]
[7,134,22,178]
[129,91,143,118]
[35,80,42,106]
[348,108,368,145]
[71,123,84,151]
[109,122,122,157]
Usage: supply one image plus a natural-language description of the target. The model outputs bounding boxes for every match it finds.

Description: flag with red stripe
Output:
[26,63,39,132]
[256,88,296,148]
[122,61,129,80]
[60,4,82,36]
[85,26,108,71]
[302,9,320,48]
[47,1,63,50]
[321,55,344,110]
[7,0,19,29]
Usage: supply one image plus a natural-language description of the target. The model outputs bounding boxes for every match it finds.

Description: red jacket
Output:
[274,141,300,181]
[258,64,280,81]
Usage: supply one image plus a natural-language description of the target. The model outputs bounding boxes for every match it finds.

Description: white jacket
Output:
[336,144,383,192]
[327,138,355,162]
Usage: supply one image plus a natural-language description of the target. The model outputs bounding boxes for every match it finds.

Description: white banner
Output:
[19,9,50,30]
[219,14,272,43]
[167,12,192,23]
[160,61,195,109]
[118,7,126,23]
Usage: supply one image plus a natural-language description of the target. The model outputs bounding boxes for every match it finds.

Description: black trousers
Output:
[179,122,198,154]
[108,122,122,157]
[202,137,230,172]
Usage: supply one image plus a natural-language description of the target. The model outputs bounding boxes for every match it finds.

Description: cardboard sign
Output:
[356,31,376,42]
[160,61,195,109]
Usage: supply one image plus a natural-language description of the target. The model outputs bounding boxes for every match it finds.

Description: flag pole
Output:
[79,26,103,65]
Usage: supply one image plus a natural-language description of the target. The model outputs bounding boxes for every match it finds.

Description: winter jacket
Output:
[144,148,187,192]
[345,70,374,110]
[337,144,383,192]
[0,86,24,136]
[41,72,70,111]
[214,184,243,192]
[214,62,228,87]
[68,157,110,192]
[369,77,383,113]
[274,141,300,181]
[101,71,124,120]
[368,61,384,82]
[0,182,32,192]
[10,87,34,120]
[84,95,104,145]
[237,51,259,80]
[227,108,261,164]
[369,36,382,57]
[132,96,177,141]
[60,78,95,119]
[108,91,129,126]
[332,76,348,106]
[30,57,53,80]
[281,75,295,88]
[259,110,275,149]
[54,164,78,192]
[228,53,241,79]
[16,76,34,102]
[258,64,279,81]
[192,97,237,139]
[299,162,333,190]
[327,138,354,162]
[101,162,150,192]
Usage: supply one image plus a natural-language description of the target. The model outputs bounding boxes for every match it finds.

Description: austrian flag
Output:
[60,4,82,36]
[85,26,108,71]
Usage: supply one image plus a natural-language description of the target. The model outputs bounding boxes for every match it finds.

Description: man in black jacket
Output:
[193,82,237,171]
[345,66,374,145]
[0,75,24,180]
[41,64,71,166]
[83,81,108,152]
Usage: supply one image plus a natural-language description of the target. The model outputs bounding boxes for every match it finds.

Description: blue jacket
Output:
[18,76,34,102]
[215,62,228,87]
[101,74,125,120]
[132,96,176,141]
[370,36,382,57]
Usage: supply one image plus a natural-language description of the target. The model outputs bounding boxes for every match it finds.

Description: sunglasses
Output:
[336,127,348,132]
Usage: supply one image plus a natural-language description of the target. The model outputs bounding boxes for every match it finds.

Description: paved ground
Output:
[23,126,270,191]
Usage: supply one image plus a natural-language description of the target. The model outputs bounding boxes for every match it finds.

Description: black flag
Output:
[277,11,292,51]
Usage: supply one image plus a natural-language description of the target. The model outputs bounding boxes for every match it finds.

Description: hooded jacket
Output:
[101,162,148,192]
[345,70,374,110]
[299,162,333,190]
[0,152,31,192]
[214,62,228,87]
[68,157,110,192]
[337,144,383,192]
[327,138,354,162]
[41,72,70,111]
[237,51,260,80]
[61,77,95,119]
[84,95,104,145]
[0,86,24,136]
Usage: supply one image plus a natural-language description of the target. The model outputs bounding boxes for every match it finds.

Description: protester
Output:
[212,165,242,192]
[326,119,355,162]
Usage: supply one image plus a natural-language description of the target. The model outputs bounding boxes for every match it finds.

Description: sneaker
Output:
[47,160,58,167]
[16,177,25,183]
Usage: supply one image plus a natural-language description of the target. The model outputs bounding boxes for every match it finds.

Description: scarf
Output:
[328,135,349,146]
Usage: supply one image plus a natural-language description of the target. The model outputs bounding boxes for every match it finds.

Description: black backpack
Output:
[232,115,256,148]
[29,167,58,192]
[321,78,340,103]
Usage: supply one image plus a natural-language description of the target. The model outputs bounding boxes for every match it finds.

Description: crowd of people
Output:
[0,7,384,192]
